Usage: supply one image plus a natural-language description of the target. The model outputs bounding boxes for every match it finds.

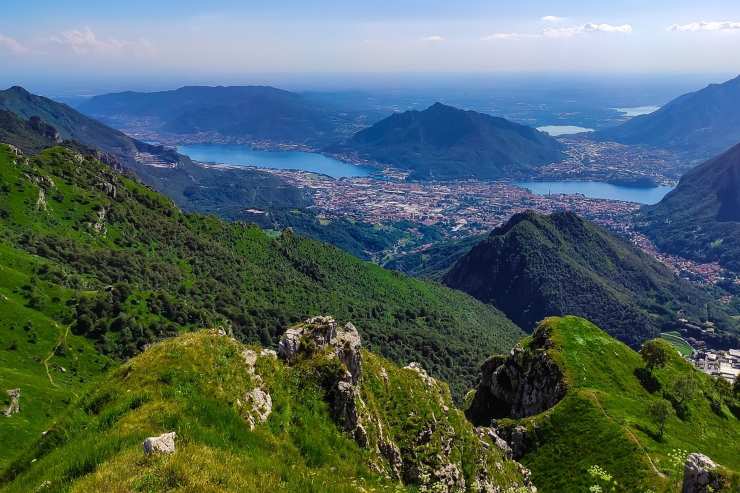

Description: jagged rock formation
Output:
[467,327,566,426]
[277,317,537,493]
[683,453,728,493]
[278,316,365,439]
[143,432,176,455]
[3,389,20,417]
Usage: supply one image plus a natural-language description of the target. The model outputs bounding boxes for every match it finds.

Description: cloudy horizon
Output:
[2,0,740,93]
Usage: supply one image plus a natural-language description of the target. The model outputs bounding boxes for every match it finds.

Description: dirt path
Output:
[585,390,666,479]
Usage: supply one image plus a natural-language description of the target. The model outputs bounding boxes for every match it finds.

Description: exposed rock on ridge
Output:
[467,323,566,426]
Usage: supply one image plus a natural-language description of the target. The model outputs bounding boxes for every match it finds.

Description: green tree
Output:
[640,340,668,371]
[672,374,697,405]
[647,399,672,440]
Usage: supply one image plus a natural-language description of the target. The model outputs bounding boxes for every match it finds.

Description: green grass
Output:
[0,331,528,492]
[660,332,695,357]
[500,316,739,493]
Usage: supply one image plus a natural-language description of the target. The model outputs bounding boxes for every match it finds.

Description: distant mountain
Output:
[596,75,740,158]
[443,211,736,347]
[0,85,310,213]
[0,86,150,164]
[639,142,740,275]
[332,103,564,180]
[80,85,351,145]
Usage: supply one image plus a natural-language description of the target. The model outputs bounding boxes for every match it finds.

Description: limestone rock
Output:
[682,453,727,493]
[278,316,363,382]
[476,427,512,459]
[143,432,176,455]
[404,362,436,387]
[467,328,566,425]
[243,387,272,430]
[496,425,529,460]
[4,389,20,417]
[5,144,22,157]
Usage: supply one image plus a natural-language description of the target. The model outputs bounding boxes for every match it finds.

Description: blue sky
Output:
[2,0,740,91]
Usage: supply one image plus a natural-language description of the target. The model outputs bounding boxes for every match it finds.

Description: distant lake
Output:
[614,105,660,117]
[178,144,372,178]
[516,181,674,205]
[537,125,594,137]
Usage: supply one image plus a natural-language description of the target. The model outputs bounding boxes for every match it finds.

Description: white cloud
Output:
[0,33,29,54]
[481,32,538,41]
[420,35,445,42]
[50,27,153,55]
[544,23,632,38]
[484,22,632,41]
[541,16,565,23]
[668,21,740,32]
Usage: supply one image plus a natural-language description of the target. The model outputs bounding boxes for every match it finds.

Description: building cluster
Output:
[537,137,682,185]
[692,348,740,384]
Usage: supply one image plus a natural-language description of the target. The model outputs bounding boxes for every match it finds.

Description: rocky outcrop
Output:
[495,425,530,460]
[239,347,274,429]
[278,316,362,383]
[682,453,728,493]
[243,388,272,430]
[3,388,20,417]
[143,432,176,455]
[467,326,566,426]
[278,316,365,440]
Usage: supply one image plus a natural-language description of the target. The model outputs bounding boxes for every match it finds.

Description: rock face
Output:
[682,453,727,493]
[3,389,20,417]
[143,432,176,455]
[239,347,274,429]
[278,316,365,437]
[278,316,362,383]
[467,326,566,426]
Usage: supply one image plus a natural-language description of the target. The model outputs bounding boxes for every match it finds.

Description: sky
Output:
[2,0,740,93]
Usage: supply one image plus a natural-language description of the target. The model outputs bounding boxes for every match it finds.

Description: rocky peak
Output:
[278,315,362,383]
[467,324,566,425]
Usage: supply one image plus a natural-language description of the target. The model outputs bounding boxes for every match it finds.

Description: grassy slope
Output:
[0,243,109,470]
[0,144,522,399]
[509,317,739,492]
[0,331,525,492]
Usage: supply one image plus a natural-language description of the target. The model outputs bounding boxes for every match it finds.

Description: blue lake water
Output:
[178,144,372,178]
[516,181,674,205]
[537,125,594,136]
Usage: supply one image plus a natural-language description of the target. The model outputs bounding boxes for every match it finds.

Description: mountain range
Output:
[596,74,740,159]
[443,211,737,347]
[639,142,740,276]
[80,85,353,145]
[331,102,564,180]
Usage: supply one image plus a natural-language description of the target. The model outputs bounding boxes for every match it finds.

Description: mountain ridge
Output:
[331,102,564,180]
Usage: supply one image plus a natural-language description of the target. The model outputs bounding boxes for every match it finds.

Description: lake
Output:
[516,181,674,205]
[537,125,594,136]
[613,105,660,117]
[178,144,372,178]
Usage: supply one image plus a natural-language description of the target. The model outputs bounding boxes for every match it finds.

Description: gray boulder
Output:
[3,389,20,417]
[682,453,727,493]
[143,432,176,455]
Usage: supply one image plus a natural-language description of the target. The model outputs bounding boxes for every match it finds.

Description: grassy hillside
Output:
[444,211,738,347]
[480,317,739,492]
[0,143,522,401]
[0,329,529,492]
[639,142,740,277]
[0,240,110,471]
